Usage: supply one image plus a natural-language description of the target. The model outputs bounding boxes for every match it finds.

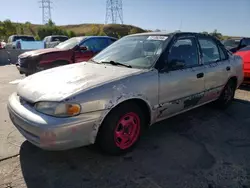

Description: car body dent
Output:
[17,62,146,103]
[63,69,159,142]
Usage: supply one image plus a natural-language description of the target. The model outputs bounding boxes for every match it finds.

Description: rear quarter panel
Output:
[230,54,244,87]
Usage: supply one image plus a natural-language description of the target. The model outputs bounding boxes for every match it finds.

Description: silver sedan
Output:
[8,32,243,155]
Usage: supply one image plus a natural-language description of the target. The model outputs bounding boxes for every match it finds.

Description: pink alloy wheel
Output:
[114,112,141,150]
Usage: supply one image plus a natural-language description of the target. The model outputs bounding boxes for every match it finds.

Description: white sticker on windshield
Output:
[147,36,168,41]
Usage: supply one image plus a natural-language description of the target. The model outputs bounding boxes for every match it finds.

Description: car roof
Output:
[84,36,118,40]
[49,35,68,37]
[127,31,210,38]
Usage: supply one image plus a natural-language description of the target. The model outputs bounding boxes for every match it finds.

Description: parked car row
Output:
[5,34,69,50]
[16,36,117,76]
[8,31,244,155]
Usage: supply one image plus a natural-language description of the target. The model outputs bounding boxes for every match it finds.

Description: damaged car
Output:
[8,32,243,155]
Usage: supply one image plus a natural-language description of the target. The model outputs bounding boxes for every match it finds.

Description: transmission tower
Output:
[105,0,123,24]
[39,0,52,24]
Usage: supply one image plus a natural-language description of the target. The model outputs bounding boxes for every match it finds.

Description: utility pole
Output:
[39,0,52,24]
[105,0,123,24]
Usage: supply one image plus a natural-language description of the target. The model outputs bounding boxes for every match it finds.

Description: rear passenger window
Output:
[198,38,220,64]
[168,37,199,69]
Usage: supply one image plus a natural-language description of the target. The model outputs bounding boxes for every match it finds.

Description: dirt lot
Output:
[0,65,250,188]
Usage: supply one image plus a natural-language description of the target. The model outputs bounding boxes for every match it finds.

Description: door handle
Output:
[226,66,231,71]
[196,73,204,78]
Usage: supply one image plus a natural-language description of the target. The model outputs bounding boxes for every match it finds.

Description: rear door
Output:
[197,36,230,102]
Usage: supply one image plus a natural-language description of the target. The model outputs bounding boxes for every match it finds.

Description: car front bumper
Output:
[16,64,30,75]
[243,71,250,84]
[7,92,105,150]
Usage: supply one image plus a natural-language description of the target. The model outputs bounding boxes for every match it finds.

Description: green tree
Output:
[209,29,223,40]
[68,30,76,38]
[201,31,209,35]
[46,19,55,27]
[24,21,36,36]
[2,19,16,38]
[35,35,41,40]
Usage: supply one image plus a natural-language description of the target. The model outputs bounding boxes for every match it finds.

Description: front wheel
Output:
[96,102,145,155]
[215,80,236,109]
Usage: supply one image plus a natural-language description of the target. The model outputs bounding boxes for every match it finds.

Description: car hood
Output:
[19,48,64,58]
[17,62,144,103]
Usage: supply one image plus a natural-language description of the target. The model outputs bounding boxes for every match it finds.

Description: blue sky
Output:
[0,0,249,36]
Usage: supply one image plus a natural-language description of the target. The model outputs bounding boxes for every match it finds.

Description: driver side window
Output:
[80,38,96,52]
[167,37,199,70]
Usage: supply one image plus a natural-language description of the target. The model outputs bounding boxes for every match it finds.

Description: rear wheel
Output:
[97,102,145,155]
[215,79,236,109]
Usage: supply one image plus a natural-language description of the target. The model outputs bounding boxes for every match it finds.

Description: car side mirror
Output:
[79,46,88,51]
[168,60,185,70]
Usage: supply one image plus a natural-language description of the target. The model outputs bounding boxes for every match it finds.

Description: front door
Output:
[157,36,205,120]
[74,37,111,63]
[197,36,230,102]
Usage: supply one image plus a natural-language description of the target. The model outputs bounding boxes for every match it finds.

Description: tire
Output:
[215,79,236,109]
[96,102,145,155]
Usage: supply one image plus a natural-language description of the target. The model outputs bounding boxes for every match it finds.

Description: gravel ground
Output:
[0,65,250,188]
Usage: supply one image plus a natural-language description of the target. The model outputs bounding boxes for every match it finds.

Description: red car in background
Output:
[232,38,250,84]
[16,36,117,76]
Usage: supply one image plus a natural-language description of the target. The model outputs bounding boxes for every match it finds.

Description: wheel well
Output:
[228,76,238,89]
[95,98,151,144]
[106,99,151,128]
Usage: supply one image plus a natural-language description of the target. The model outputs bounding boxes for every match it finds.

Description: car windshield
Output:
[222,39,240,47]
[55,37,84,50]
[240,38,250,47]
[13,36,35,42]
[91,35,168,69]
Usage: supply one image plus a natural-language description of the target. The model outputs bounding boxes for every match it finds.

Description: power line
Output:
[39,0,52,24]
[105,0,123,24]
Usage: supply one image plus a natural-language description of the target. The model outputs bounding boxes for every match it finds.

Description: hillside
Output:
[59,23,147,36]
[13,22,148,38]
[0,20,243,41]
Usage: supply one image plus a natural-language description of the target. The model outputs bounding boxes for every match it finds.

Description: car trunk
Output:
[235,51,250,73]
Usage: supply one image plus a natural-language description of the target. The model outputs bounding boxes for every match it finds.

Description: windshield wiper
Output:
[101,61,132,68]
[88,59,99,64]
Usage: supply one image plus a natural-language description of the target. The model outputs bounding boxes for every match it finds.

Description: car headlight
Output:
[35,102,81,117]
